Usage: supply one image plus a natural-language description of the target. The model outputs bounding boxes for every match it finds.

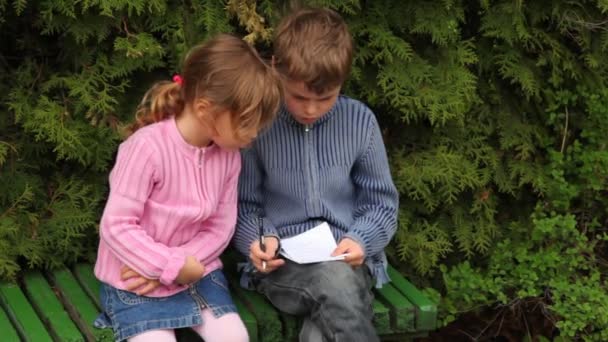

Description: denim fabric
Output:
[253,260,378,342]
[94,269,238,341]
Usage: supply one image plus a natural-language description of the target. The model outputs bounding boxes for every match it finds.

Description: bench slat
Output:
[278,312,299,342]
[372,297,392,335]
[387,266,437,331]
[22,272,84,342]
[0,304,21,341]
[49,267,114,341]
[225,275,284,342]
[221,254,287,342]
[0,282,53,341]
[233,294,259,342]
[73,263,102,308]
[375,283,415,332]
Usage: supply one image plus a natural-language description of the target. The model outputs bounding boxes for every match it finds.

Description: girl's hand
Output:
[332,238,365,266]
[175,255,206,285]
[249,237,284,273]
[121,265,162,295]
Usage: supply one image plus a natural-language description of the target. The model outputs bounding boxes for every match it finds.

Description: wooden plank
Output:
[221,253,284,342]
[72,263,101,308]
[374,282,415,332]
[49,267,114,342]
[0,304,21,342]
[387,266,437,331]
[0,282,53,342]
[372,298,392,335]
[22,272,84,342]
[279,312,299,342]
[227,279,284,342]
[233,293,259,342]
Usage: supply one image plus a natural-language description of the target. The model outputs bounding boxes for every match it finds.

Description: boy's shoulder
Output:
[333,95,379,126]
[335,94,366,106]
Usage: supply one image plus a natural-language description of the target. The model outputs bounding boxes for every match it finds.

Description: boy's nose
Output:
[304,103,317,116]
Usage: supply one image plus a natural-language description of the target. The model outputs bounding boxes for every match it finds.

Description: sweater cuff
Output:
[159,249,187,286]
[343,230,369,258]
[262,217,279,236]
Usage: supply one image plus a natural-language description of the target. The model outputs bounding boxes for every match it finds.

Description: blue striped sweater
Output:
[233,95,399,288]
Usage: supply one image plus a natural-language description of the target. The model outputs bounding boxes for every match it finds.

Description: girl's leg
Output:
[192,308,248,342]
[128,329,176,342]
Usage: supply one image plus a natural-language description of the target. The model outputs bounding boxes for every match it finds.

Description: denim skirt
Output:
[94,269,238,341]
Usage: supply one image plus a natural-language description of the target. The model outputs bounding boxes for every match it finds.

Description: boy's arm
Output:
[100,139,187,286]
[174,154,241,265]
[233,147,279,256]
[344,114,399,257]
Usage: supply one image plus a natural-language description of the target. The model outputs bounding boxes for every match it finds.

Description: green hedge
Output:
[1,0,608,339]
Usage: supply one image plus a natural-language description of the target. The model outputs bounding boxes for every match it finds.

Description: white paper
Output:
[279,222,348,264]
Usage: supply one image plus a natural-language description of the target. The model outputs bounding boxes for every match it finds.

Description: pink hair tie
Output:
[172,74,183,85]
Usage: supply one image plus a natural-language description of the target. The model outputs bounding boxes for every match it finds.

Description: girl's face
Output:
[210,110,258,150]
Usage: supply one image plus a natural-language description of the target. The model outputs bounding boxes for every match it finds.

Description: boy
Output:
[233,7,398,342]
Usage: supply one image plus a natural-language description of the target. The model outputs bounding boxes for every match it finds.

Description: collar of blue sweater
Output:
[278,98,340,128]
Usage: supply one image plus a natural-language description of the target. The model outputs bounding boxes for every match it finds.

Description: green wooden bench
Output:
[0,259,436,342]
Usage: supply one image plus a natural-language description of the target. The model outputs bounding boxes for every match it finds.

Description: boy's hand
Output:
[249,236,284,273]
[333,238,365,266]
[175,255,206,285]
[121,265,161,295]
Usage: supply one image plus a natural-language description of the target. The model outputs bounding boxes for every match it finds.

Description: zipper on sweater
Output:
[303,124,320,215]
[189,283,208,310]
[198,149,205,168]
[195,149,206,219]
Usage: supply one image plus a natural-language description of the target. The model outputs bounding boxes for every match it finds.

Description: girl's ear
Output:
[193,98,212,120]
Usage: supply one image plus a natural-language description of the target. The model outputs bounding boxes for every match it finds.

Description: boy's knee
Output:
[315,262,369,297]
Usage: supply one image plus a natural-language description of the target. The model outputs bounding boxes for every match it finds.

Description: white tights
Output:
[127,308,248,342]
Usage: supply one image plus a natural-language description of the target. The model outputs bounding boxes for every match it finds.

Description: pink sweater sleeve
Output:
[176,153,241,265]
[99,138,185,286]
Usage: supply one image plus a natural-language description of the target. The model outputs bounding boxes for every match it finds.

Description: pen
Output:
[259,216,266,271]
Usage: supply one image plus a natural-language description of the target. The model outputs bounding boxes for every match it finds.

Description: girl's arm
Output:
[99,137,188,286]
[175,153,241,264]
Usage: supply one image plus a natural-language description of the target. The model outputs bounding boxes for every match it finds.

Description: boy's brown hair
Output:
[273,7,353,94]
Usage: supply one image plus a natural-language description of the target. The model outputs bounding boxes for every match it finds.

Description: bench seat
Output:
[0,261,436,341]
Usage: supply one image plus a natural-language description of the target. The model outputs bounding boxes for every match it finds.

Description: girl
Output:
[93,34,281,342]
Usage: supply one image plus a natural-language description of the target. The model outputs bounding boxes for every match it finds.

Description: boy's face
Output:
[282,79,341,125]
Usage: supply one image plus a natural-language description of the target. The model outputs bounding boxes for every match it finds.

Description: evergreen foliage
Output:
[2,0,608,338]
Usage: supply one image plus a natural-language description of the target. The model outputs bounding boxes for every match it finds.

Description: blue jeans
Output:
[253,260,378,342]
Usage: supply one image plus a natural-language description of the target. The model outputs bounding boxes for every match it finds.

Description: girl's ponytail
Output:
[127,80,185,135]
[126,34,280,138]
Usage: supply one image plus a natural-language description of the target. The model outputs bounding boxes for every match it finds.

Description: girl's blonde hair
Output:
[129,34,280,137]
